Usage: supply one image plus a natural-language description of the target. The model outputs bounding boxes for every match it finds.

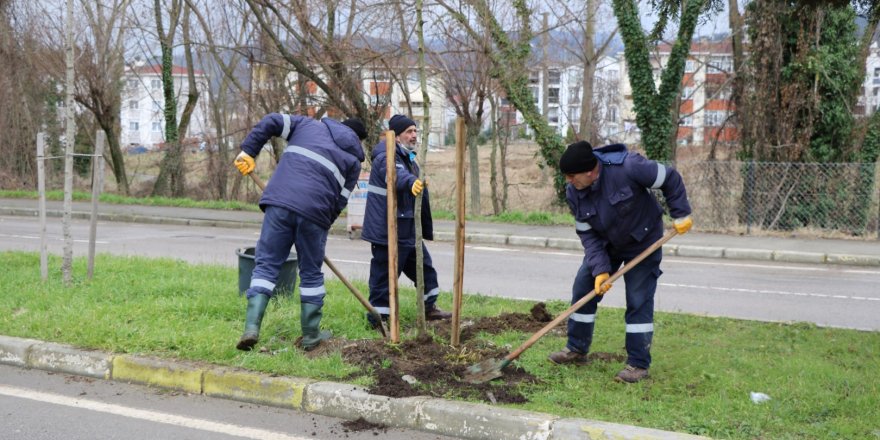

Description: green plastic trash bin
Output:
[236,246,297,296]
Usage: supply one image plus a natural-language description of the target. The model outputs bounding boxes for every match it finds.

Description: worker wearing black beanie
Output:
[559,140,598,175]
[549,141,693,385]
[388,114,417,136]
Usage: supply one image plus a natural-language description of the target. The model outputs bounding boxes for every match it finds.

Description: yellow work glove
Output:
[411,179,424,196]
[673,216,693,234]
[234,151,255,175]
[594,272,611,295]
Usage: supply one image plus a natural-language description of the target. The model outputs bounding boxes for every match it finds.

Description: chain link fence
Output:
[675,160,880,238]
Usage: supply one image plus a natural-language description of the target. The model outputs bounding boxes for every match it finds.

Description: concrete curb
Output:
[0,335,709,440]
[3,205,878,266]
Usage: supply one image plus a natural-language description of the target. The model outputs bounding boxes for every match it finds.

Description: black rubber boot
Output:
[236,294,269,351]
[300,303,332,351]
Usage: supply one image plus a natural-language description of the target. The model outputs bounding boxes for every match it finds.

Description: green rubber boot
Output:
[300,303,332,351]
[236,294,269,351]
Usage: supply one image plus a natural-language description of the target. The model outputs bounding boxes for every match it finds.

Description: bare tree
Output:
[548,0,618,144]
[151,0,201,197]
[0,1,45,188]
[185,0,255,200]
[438,0,569,201]
[72,0,133,195]
[428,3,494,215]
[244,0,384,144]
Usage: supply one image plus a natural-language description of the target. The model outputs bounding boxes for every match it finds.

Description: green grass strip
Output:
[1,251,877,439]
[0,190,259,212]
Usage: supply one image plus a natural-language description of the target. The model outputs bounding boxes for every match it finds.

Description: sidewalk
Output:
[3,197,879,266]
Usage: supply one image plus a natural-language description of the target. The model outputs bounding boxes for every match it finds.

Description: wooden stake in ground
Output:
[451,117,467,347]
[88,131,106,279]
[37,133,48,281]
[385,130,400,343]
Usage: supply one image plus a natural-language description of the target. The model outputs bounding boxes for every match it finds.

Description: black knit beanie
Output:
[559,141,598,174]
[388,114,417,136]
[342,117,368,140]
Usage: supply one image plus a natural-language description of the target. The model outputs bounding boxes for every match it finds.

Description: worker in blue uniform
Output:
[361,115,452,327]
[548,141,692,383]
[233,113,367,351]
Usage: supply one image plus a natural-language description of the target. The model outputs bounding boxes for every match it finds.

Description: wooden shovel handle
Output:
[504,229,678,362]
[247,172,266,191]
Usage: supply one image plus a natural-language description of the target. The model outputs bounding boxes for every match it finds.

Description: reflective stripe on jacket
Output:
[361,140,433,246]
[239,113,364,229]
[566,143,691,275]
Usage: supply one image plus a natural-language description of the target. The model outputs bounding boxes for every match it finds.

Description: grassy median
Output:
[1,251,877,439]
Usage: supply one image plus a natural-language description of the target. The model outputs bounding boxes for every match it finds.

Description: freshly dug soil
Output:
[341,333,535,404]
[335,303,567,404]
[302,303,627,405]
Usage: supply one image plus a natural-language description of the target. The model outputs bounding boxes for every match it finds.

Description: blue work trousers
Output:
[567,248,663,369]
[247,205,329,305]
[368,243,440,315]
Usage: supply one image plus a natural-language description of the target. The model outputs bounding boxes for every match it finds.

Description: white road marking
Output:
[660,282,880,302]
[326,258,369,265]
[0,385,313,440]
[467,246,511,252]
[663,258,880,275]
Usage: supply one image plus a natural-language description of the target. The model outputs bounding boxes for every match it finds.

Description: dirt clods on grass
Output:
[457,302,562,342]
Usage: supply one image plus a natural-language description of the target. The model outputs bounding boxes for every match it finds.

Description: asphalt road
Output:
[0,364,457,440]
[2,215,879,331]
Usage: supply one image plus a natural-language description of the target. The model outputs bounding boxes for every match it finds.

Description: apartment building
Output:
[253,64,447,148]
[620,39,737,147]
[501,54,623,144]
[120,63,211,150]
[365,69,447,148]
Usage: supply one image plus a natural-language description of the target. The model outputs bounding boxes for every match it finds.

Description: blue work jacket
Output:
[361,140,433,247]
[239,113,365,230]
[566,143,691,276]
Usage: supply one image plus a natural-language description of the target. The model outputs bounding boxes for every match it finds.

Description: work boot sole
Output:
[236,335,258,351]
[614,370,650,383]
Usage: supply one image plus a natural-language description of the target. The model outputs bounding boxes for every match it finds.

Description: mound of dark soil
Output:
[341,333,536,404]
[304,302,618,405]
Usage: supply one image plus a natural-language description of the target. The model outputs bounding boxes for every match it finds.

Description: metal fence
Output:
[675,160,880,238]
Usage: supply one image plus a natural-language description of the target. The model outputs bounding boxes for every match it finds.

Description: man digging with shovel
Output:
[549,141,692,383]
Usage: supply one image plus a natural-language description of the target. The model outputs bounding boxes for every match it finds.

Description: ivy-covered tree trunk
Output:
[151,0,184,197]
[612,0,707,161]
[447,0,567,201]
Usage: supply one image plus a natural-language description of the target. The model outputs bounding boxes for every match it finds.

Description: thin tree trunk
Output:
[489,95,500,215]
[578,0,598,142]
[414,0,429,335]
[467,120,481,215]
[62,0,75,285]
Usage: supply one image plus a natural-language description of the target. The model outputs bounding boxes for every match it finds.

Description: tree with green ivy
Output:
[612,0,720,161]
[439,0,568,201]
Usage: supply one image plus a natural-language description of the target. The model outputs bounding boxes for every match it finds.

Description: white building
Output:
[365,69,448,148]
[861,41,880,116]
[120,64,212,150]
[499,54,623,144]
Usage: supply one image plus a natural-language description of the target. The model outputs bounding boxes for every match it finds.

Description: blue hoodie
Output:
[240,113,365,229]
[361,140,433,246]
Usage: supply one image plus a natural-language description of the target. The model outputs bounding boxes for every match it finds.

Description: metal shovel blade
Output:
[463,358,509,384]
